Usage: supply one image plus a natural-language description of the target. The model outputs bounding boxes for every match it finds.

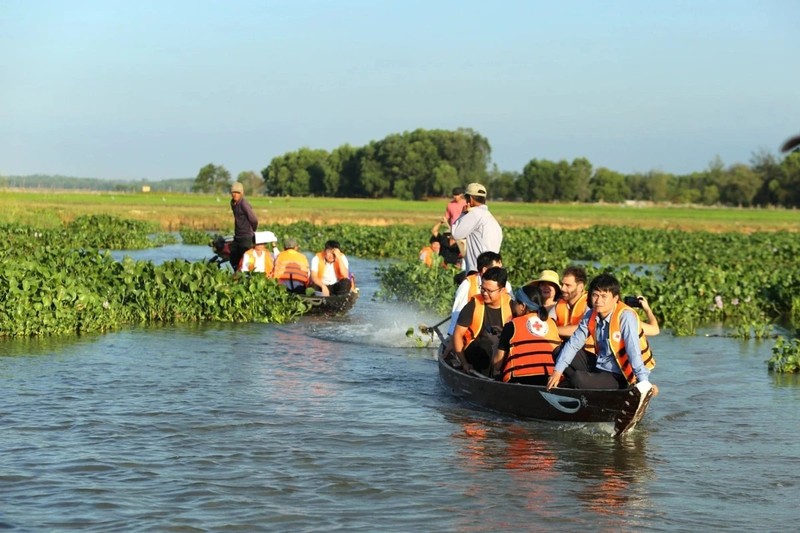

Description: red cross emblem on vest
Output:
[526,316,549,337]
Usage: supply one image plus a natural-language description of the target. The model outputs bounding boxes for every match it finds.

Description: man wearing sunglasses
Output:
[452,266,512,376]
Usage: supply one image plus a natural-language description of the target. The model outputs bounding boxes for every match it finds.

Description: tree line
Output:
[193,127,800,207]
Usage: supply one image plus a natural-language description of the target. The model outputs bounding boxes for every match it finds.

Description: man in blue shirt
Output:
[546,273,656,391]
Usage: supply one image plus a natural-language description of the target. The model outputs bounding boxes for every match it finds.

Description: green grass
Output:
[2,189,799,233]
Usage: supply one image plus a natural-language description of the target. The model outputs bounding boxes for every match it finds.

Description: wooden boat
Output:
[297,289,360,316]
[437,351,654,437]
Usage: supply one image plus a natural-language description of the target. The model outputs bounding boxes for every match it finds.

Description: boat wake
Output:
[303,305,445,352]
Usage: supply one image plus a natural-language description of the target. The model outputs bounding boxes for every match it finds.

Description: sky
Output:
[1,0,798,181]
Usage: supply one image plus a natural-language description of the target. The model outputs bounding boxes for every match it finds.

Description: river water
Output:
[1,247,798,532]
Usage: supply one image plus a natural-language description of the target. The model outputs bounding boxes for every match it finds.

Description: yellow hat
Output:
[527,269,562,298]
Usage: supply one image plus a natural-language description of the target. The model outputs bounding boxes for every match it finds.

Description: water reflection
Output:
[441,408,654,528]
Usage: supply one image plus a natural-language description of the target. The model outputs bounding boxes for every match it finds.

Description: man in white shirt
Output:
[450,182,503,273]
[309,240,353,296]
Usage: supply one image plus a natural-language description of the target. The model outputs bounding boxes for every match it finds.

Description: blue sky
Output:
[1,0,798,180]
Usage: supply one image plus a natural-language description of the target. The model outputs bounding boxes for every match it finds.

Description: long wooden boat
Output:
[437,351,654,436]
[297,289,360,316]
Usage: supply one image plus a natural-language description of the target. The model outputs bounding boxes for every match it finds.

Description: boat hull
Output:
[437,353,652,435]
[298,290,359,316]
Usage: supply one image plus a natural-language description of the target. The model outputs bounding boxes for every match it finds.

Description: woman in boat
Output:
[492,285,561,385]
[528,269,562,317]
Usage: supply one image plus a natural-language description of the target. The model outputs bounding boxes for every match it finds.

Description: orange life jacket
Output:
[464,292,512,348]
[419,246,435,267]
[587,301,655,384]
[314,252,348,282]
[554,292,595,353]
[239,248,274,276]
[500,313,561,382]
[466,273,481,301]
[272,249,310,285]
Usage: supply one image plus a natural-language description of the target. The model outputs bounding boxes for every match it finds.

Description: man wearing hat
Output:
[450,182,503,273]
[491,285,561,385]
[239,231,274,275]
[229,181,258,272]
[272,237,310,294]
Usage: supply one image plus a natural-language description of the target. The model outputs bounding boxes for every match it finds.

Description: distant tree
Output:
[590,168,629,202]
[567,158,593,202]
[719,164,760,206]
[485,165,519,200]
[236,171,263,196]
[519,159,559,202]
[192,163,231,194]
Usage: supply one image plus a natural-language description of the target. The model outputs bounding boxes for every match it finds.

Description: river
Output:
[1,246,798,532]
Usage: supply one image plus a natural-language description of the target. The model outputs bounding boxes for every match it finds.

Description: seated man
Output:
[272,237,310,294]
[452,266,513,376]
[310,240,353,296]
[239,231,274,276]
[492,285,561,385]
[554,265,597,367]
[432,217,461,267]
[546,273,656,391]
[419,236,442,267]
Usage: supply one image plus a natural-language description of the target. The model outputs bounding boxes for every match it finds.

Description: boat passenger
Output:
[259,230,280,261]
[446,251,513,340]
[492,285,561,385]
[229,181,258,272]
[310,240,353,296]
[546,273,657,392]
[419,236,442,267]
[239,231,275,276]
[554,265,597,365]
[452,266,513,376]
[450,182,503,274]
[527,269,562,318]
[431,218,462,267]
[272,237,310,294]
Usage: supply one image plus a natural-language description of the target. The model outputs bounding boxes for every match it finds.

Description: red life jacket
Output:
[500,313,561,382]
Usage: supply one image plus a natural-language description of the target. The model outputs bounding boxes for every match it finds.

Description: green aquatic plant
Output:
[768,336,800,373]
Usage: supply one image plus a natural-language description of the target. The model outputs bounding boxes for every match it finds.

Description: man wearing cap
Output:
[450,182,503,273]
[272,237,310,294]
[310,240,353,296]
[492,285,561,385]
[239,231,274,275]
[229,182,258,272]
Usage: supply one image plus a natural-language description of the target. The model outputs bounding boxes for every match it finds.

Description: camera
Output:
[623,295,642,308]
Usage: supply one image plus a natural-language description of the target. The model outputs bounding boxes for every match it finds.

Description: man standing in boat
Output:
[452,266,512,376]
[310,240,352,296]
[229,181,258,272]
[449,182,503,274]
[547,273,656,392]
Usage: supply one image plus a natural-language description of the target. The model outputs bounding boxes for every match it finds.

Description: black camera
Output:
[623,295,642,308]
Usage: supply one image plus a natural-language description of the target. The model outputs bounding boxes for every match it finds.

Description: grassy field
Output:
[2,189,799,233]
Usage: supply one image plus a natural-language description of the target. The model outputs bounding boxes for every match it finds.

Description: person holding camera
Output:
[546,273,657,391]
[622,295,660,336]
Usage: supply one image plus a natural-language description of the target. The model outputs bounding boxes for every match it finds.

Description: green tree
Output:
[192,163,231,194]
[719,164,760,206]
[236,171,263,196]
[519,159,559,202]
[590,168,629,202]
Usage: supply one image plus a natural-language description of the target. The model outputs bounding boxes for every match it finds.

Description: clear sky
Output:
[1,0,798,180]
